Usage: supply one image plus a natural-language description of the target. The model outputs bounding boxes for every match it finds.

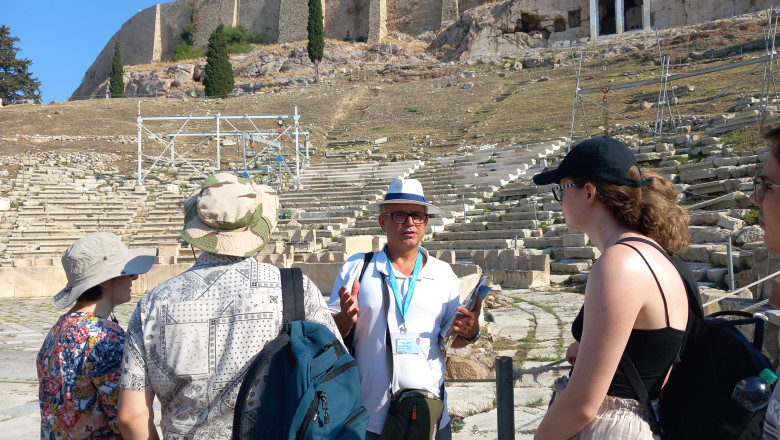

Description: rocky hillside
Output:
[78,8,770,100]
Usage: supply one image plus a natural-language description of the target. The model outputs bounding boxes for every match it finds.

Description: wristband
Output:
[461,329,481,344]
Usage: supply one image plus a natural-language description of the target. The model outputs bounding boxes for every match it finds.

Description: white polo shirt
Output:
[329,247,460,435]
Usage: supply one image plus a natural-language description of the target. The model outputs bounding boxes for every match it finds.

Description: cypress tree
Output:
[109,40,124,98]
[306,0,324,83]
[203,24,234,98]
[0,25,41,104]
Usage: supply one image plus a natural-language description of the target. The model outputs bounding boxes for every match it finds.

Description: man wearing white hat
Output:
[117,173,340,439]
[37,232,157,440]
[329,178,483,439]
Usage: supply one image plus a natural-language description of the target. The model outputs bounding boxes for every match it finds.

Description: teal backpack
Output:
[232,268,369,440]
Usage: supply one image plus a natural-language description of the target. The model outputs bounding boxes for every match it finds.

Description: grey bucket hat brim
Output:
[52,232,157,309]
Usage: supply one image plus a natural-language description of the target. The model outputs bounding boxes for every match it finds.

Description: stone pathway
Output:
[0,288,584,439]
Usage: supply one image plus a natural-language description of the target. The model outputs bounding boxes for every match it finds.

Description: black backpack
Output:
[618,237,774,440]
[231,267,369,440]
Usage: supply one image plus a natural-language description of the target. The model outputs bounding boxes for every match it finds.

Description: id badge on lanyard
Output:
[387,250,422,355]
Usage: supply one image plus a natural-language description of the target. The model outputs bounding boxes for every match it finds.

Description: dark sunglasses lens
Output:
[390,213,406,224]
[390,212,426,224]
[410,213,426,223]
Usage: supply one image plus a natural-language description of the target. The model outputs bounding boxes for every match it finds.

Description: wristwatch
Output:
[461,329,481,344]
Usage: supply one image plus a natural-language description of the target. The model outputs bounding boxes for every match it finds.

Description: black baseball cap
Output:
[533,137,652,187]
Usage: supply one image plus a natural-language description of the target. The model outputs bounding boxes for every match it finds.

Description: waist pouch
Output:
[380,388,444,440]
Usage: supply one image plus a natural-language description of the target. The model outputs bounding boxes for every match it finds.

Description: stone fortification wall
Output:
[653,0,773,30]
[158,2,197,61]
[278,0,309,42]
[72,5,160,99]
[192,0,238,47]
[323,0,371,42]
[238,0,282,44]
[387,0,442,36]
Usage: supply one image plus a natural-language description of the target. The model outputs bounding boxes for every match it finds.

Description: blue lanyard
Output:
[385,249,422,323]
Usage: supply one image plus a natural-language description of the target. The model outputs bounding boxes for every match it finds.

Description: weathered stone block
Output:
[680,167,716,182]
[0,267,13,298]
[563,247,601,259]
[735,226,764,245]
[562,233,588,247]
[677,244,726,263]
[716,215,744,231]
[712,250,746,269]
[692,226,731,244]
[551,259,592,274]
[487,269,549,288]
[340,235,374,256]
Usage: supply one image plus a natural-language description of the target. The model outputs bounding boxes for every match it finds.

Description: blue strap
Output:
[385,250,422,324]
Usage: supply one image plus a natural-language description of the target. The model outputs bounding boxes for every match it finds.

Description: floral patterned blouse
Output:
[37,312,125,440]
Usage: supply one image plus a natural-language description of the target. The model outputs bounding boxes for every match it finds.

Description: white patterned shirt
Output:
[119,253,340,439]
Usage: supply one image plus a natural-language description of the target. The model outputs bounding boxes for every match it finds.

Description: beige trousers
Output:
[571,395,660,440]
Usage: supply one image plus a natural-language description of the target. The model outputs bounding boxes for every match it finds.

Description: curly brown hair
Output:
[570,168,690,254]
[761,124,780,160]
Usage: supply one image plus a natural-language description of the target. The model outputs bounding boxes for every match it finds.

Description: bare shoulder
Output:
[590,241,650,279]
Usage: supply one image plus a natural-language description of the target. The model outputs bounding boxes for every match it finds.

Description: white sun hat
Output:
[51,232,157,309]
[366,178,442,215]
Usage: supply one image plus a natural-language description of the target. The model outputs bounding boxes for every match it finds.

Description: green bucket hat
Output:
[181,173,279,257]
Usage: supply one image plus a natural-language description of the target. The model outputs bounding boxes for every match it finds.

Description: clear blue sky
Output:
[1,1,163,103]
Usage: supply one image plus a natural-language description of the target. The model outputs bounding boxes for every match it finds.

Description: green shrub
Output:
[224,25,266,45]
[743,208,759,226]
[181,23,195,46]
[173,42,202,61]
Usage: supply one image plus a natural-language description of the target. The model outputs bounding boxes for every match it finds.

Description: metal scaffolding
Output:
[135,105,309,189]
[568,7,780,146]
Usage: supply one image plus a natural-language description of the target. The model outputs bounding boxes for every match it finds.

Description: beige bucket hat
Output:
[181,173,279,257]
[52,232,157,309]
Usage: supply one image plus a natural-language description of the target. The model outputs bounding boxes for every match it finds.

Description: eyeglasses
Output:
[551,183,575,202]
[384,211,429,225]
[753,176,778,203]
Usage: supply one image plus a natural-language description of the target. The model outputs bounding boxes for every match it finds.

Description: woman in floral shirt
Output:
[37,232,156,439]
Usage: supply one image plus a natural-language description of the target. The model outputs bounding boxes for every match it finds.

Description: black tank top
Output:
[570,241,685,400]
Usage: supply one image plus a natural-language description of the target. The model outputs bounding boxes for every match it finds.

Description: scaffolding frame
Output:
[569,7,780,147]
[135,106,308,189]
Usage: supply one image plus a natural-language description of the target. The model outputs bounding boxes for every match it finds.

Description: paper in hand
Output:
[439,276,491,352]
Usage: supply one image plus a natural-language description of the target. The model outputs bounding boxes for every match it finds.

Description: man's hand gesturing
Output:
[334,279,360,337]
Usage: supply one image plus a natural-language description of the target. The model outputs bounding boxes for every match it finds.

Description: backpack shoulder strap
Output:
[280,267,305,322]
[359,252,375,282]
[343,252,375,355]
[619,353,663,435]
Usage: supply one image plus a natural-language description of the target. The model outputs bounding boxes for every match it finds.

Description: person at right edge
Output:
[329,177,483,440]
[532,137,690,439]
[754,126,780,439]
